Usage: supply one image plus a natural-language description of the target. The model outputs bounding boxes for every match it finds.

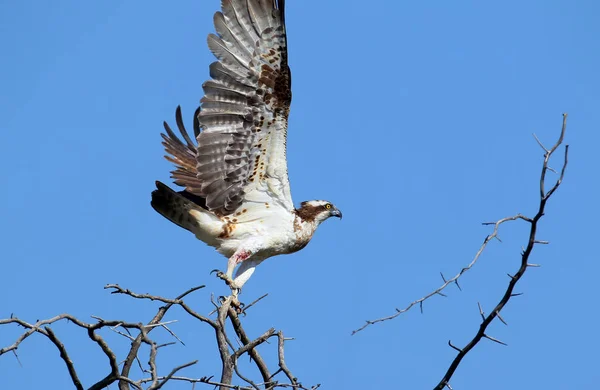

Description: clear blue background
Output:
[1,0,597,389]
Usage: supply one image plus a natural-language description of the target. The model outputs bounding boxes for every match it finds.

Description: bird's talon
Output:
[211,269,233,285]
[209,269,224,279]
[230,297,244,313]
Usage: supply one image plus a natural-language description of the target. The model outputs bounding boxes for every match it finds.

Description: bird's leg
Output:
[212,249,252,304]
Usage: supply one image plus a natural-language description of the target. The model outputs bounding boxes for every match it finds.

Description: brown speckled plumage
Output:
[159,0,291,216]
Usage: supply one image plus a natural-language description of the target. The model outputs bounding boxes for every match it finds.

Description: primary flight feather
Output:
[151,0,341,294]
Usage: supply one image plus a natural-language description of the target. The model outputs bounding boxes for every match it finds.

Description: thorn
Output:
[527,263,541,267]
[511,292,523,297]
[534,240,549,244]
[200,375,214,383]
[436,291,447,298]
[419,301,424,314]
[483,333,508,346]
[448,340,462,353]
[477,302,485,321]
[496,311,508,326]
[507,273,515,280]
[12,350,22,367]
[494,235,503,243]
[533,133,550,153]
[156,341,176,349]
[440,272,447,283]
[454,279,462,291]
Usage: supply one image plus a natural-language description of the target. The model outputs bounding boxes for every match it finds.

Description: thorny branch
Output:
[351,212,531,335]
[353,114,568,335]
[0,284,318,390]
[352,115,569,387]
[434,114,569,389]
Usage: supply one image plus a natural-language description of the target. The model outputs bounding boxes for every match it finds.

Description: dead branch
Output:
[1,284,317,390]
[434,113,569,389]
[228,306,273,385]
[353,114,568,337]
[351,212,531,335]
[275,331,298,386]
[349,114,568,387]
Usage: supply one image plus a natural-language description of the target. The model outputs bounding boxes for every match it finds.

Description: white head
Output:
[295,200,342,224]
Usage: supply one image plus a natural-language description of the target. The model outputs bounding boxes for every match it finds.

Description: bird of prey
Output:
[151,0,342,297]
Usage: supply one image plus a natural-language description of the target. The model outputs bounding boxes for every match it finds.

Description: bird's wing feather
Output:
[162,0,292,216]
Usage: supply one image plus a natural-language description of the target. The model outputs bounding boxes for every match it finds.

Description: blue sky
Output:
[1,0,598,388]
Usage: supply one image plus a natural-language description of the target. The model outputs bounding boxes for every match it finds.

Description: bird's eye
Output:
[325,204,332,209]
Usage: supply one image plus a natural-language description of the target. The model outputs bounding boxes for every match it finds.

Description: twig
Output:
[233,361,261,390]
[233,328,276,359]
[242,293,269,314]
[352,214,529,335]
[150,360,199,390]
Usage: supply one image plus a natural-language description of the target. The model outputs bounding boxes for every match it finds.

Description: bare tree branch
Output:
[351,213,530,335]
[234,328,276,359]
[352,114,568,338]
[1,284,316,390]
[434,113,569,389]
[228,306,273,384]
[150,360,199,390]
[44,326,84,390]
[274,331,299,386]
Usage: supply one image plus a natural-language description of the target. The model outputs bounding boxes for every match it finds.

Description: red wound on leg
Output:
[234,250,251,263]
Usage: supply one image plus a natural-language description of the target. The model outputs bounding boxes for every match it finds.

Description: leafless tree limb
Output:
[274,331,299,387]
[1,284,316,390]
[352,115,569,338]
[433,113,569,389]
[227,305,274,387]
[242,293,269,314]
[351,214,529,335]
[44,326,84,390]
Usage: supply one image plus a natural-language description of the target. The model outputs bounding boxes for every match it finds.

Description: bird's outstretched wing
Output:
[162,0,292,216]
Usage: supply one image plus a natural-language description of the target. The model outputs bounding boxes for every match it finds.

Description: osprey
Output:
[151,0,341,295]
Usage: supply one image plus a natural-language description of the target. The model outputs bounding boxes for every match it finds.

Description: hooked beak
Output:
[330,208,343,219]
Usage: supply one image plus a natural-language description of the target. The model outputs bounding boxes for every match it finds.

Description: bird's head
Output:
[295,200,342,225]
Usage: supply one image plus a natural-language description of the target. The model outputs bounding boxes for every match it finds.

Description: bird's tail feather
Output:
[151,181,202,233]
